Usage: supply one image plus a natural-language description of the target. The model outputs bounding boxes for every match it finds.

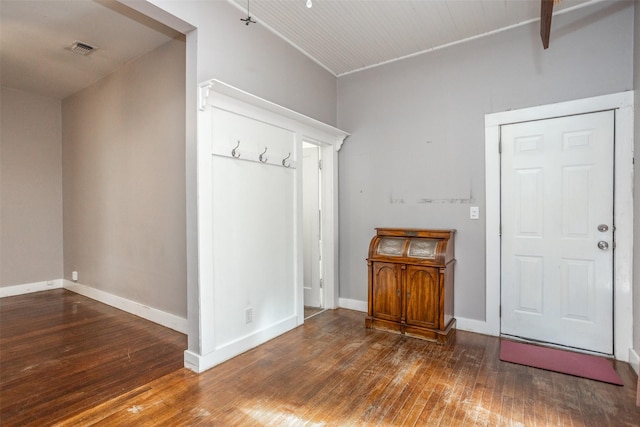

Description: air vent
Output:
[68,40,97,56]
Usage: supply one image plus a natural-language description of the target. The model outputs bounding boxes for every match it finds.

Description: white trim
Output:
[63,280,188,334]
[455,317,496,336]
[334,298,502,336]
[194,80,348,373]
[184,316,298,373]
[0,279,63,298]
[485,91,634,361]
[629,348,640,375]
[338,298,367,312]
[199,80,349,140]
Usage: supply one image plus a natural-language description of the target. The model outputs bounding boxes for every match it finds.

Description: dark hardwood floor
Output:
[0,289,187,426]
[1,290,638,426]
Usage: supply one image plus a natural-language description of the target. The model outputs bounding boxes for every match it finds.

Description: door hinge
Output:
[319,278,324,288]
[499,306,502,317]
[498,136,502,154]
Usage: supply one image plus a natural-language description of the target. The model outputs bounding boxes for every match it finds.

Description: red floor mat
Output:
[500,339,623,385]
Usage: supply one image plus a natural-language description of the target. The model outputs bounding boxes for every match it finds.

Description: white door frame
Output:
[302,143,323,309]
[485,91,634,362]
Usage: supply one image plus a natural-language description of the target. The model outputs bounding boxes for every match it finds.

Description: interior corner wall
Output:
[632,0,640,368]
[62,38,187,318]
[0,87,63,287]
[147,0,337,126]
[336,0,634,322]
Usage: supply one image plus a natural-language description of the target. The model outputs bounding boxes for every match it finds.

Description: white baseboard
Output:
[184,315,298,373]
[0,279,64,298]
[339,298,367,312]
[629,348,639,375]
[455,317,499,336]
[63,280,188,334]
[335,298,499,338]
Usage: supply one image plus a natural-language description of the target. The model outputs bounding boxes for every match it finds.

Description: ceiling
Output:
[1,0,595,100]
[0,0,180,100]
[230,0,594,76]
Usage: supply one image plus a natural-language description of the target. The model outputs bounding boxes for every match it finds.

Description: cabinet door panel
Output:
[372,262,402,322]
[406,266,439,328]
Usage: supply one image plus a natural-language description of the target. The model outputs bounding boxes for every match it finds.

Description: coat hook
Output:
[231,140,241,158]
[259,147,268,163]
[282,152,291,168]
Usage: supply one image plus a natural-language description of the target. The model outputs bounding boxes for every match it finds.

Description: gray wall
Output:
[633,0,640,363]
[149,0,337,126]
[62,39,187,317]
[1,88,63,287]
[337,0,634,321]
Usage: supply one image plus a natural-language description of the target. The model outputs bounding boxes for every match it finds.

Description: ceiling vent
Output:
[68,41,97,56]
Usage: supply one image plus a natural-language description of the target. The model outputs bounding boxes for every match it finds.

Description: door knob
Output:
[597,241,609,250]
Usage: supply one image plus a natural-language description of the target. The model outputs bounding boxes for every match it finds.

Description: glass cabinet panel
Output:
[377,237,405,256]
[408,238,438,259]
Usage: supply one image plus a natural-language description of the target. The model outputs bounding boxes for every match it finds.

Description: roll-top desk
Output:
[365,228,456,344]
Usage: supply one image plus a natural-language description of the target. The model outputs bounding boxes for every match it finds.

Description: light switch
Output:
[470,206,480,220]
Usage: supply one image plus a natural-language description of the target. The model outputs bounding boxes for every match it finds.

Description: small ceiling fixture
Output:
[306,0,312,8]
[68,40,97,56]
[240,0,256,26]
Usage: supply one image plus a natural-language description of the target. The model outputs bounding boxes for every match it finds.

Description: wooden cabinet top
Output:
[367,228,455,267]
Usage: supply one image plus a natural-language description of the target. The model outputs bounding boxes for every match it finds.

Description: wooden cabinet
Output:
[365,228,456,344]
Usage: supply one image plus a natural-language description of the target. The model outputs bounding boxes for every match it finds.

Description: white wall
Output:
[337,0,634,322]
[190,83,345,372]
[1,88,63,288]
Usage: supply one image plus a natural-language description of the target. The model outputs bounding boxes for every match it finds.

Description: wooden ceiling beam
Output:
[540,0,554,49]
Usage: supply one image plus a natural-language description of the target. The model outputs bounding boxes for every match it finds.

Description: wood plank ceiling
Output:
[1,0,596,100]
[229,0,593,76]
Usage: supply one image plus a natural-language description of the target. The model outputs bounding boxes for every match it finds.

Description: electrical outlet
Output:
[72,271,78,281]
[470,206,480,220]
[245,307,253,324]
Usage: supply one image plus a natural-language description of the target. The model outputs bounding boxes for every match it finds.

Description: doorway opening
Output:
[302,141,324,319]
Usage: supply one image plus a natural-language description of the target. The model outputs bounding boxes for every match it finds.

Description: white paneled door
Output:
[500,111,614,354]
